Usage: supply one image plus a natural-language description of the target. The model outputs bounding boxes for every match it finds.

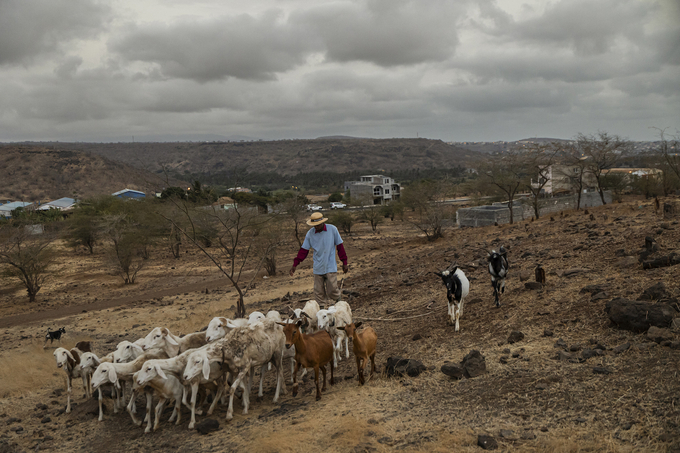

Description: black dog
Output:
[44,327,66,347]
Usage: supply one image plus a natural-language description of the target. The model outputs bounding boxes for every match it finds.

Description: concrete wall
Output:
[456,191,612,227]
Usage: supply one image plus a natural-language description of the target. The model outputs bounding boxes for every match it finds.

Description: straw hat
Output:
[307,212,328,226]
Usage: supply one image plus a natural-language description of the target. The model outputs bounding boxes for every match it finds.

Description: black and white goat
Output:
[435,264,470,332]
[44,327,66,347]
[487,246,508,307]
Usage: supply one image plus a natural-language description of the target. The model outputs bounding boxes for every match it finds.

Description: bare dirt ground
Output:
[1,197,679,453]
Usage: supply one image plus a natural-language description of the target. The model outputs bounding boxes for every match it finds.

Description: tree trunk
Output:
[598,186,607,205]
[576,191,582,210]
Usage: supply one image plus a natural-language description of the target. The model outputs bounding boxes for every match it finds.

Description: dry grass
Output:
[0,337,91,398]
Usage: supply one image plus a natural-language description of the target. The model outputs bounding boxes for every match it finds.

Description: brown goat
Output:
[278,320,334,400]
[338,322,377,385]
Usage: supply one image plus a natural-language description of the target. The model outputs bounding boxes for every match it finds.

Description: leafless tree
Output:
[577,132,632,205]
[523,144,559,219]
[280,195,309,247]
[401,180,451,240]
[161,203,279,318]
[479,151,529,224]
[0,227,54,302]
[654,128,680,181]
[102,214,146,284]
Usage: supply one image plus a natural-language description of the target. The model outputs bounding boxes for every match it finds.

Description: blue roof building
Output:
[112,189,146,199]
[38,197,77,211]
[0,201,33,218]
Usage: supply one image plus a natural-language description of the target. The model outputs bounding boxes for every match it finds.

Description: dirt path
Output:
[0,277,233,329]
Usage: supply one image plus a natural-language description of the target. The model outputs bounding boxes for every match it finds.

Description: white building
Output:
[345,175,402,205]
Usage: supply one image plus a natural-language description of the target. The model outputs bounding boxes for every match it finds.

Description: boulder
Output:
[385,357,427,378]
[196,418,220,435]
[637,282,671,301]
[507,331,525,344]
[462,350,487,378]
[519,270,532,282]
[524,282,543,290]
[604,298,676,332]
[477,435,498,450]
[613,342,631,354]
[441,363,464,379]
[646,326,674,344]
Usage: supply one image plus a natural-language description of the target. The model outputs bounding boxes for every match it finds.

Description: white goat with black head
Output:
[487,246,508,308]
[435,263,470,332]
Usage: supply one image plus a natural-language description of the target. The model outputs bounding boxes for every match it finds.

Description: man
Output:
[290,211,349,305]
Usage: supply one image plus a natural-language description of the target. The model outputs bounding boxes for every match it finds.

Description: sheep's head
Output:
[115,341,143,363]
[79,352,100,370]
[136,361,166,386]
[92,363,118,390]
[248,311,265,324]
[206,317,229,342]
[183,351,211,381]
[316,309,337,330]
[144,327,178,350]
[53,348,71,368]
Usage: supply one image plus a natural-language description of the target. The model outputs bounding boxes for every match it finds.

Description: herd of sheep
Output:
[52,299,377,432]
[51,247,508,432]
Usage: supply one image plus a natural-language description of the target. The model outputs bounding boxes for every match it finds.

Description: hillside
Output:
[0,145,180,201]
[38,138,477,177]
[0,196,678,452]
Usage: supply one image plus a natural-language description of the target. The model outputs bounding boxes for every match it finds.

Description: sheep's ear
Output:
[163,330,179,346]
[155,364,167,380]
[132,343,144,354]
[202,358,211,380]
[226,320,236,328]
[218,317,228,325]
[295,319,304,327]
[107,366,118,385]
[355,322,363,329]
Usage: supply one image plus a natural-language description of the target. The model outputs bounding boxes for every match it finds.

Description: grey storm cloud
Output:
[109,11,317,82]
[0,0,111,66]
[291,0,465,66]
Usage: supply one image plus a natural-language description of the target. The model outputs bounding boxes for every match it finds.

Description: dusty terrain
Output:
[0,197,679,453]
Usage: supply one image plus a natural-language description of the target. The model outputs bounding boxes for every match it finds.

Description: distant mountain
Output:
[32,133,261,143]
[0,145,181,202]
[42,138,478,177]
[315,135,366,140]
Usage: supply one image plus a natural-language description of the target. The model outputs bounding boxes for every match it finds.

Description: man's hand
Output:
[289,266,297,277]
[342,264,349,274]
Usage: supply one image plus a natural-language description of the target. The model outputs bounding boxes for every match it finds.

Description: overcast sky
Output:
[0,0,678,143]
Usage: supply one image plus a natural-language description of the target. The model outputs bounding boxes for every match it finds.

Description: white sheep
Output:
[291,299,320,333]
[205,317,248,343]
[53,344,91,413]
[132,367,185,433]
[143,327,208,357]
[209,319,285,421]
[90,350,166,422]
[317,301,352,367]
[114,340,145,363]
[79,351,118,421]
[182,348,229,429]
